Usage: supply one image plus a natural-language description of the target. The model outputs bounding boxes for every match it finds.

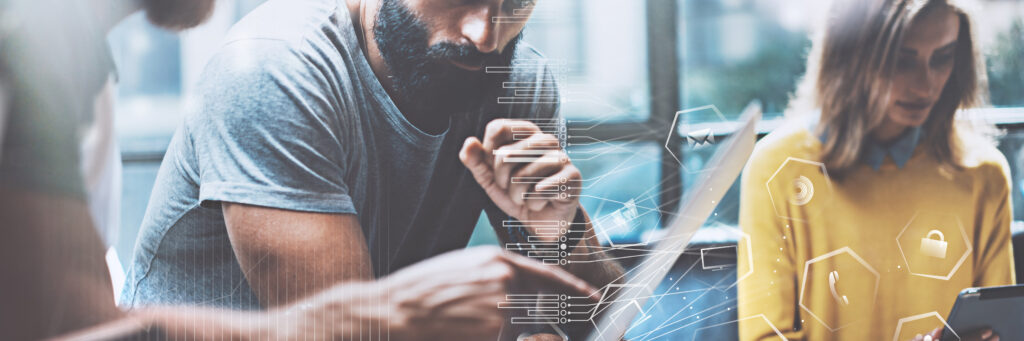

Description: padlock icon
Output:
[919,230,948,259]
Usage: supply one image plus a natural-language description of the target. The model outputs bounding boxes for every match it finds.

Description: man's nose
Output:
[460,5,500,54]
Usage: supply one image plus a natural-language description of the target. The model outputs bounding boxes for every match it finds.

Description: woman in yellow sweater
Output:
[737,0,1016,340]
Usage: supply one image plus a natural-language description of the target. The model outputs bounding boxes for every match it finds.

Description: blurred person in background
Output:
[737,0,1014,340]
[0,0,596,340]
[0,0,200,337]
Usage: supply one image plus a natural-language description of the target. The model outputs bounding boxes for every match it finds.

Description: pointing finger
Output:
[500,251,600,302]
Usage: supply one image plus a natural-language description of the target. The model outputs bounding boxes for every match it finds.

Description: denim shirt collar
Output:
[809,115,922,171]
[860,126,921,170]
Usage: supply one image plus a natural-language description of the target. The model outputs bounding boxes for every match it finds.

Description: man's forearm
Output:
[491,207,625,291]
[54,308,272,341]
[57,281,396,341]
[558,209,624,339]
[563,209,625,291]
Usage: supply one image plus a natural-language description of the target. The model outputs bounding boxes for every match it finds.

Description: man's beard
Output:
[142,0,216,31]
[374,0,521,119]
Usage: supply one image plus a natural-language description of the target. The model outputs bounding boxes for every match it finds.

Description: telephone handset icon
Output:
[828,270,849,305]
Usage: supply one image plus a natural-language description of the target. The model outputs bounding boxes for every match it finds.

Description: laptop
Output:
[582,101,762,341]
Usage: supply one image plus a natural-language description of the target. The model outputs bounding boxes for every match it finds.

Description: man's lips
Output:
[896,100,932,111]
[449,59,484,71]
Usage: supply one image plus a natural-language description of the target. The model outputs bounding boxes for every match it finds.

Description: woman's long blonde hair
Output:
[789,0,993,176]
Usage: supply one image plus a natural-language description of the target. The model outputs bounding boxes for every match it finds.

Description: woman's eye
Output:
[896,57,916,72]
[930,53,955,68]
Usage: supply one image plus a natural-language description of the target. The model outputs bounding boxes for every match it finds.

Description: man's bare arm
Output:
[564,209,625,290]
[56,247,602,341]
[222,203,374,308]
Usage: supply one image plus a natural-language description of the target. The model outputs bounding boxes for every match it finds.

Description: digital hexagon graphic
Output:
[722,229,754,291]
[896,212,972,280]
[766,157,835,221]
[665,105,729,173]
[799,247,879,332]
[892,312,960,341]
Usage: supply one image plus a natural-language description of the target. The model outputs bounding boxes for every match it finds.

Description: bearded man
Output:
[121,0,623,323]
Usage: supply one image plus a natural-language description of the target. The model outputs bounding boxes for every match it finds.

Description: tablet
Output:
[583,101,761,341]
[941,284,1024,341]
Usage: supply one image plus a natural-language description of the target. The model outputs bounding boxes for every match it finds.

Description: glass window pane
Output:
[679,0,1024,120]
[980,3,1024,107]
[108,13,184,154]
[998,130,1024,221]
[679,0,812,121]
[570,142,662,244]
[524,0,650,122]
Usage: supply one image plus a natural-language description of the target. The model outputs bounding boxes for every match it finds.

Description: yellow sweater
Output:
[737,121,1016,340]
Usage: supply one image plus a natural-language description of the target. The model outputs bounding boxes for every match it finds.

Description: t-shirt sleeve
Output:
[189,39,356,215]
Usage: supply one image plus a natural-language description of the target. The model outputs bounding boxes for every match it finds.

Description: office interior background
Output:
[108,0,1023,338]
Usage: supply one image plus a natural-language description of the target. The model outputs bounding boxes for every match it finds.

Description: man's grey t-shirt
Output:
[121,0,560,309]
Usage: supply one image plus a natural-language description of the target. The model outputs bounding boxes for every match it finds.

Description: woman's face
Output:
[885,6,961,130]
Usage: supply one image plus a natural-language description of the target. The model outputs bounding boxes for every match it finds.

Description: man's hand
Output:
[460,119,581,242]
[518,333,566,341]
[57,247,599,341]
[912,327,998,341]
[289,246,600,341]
